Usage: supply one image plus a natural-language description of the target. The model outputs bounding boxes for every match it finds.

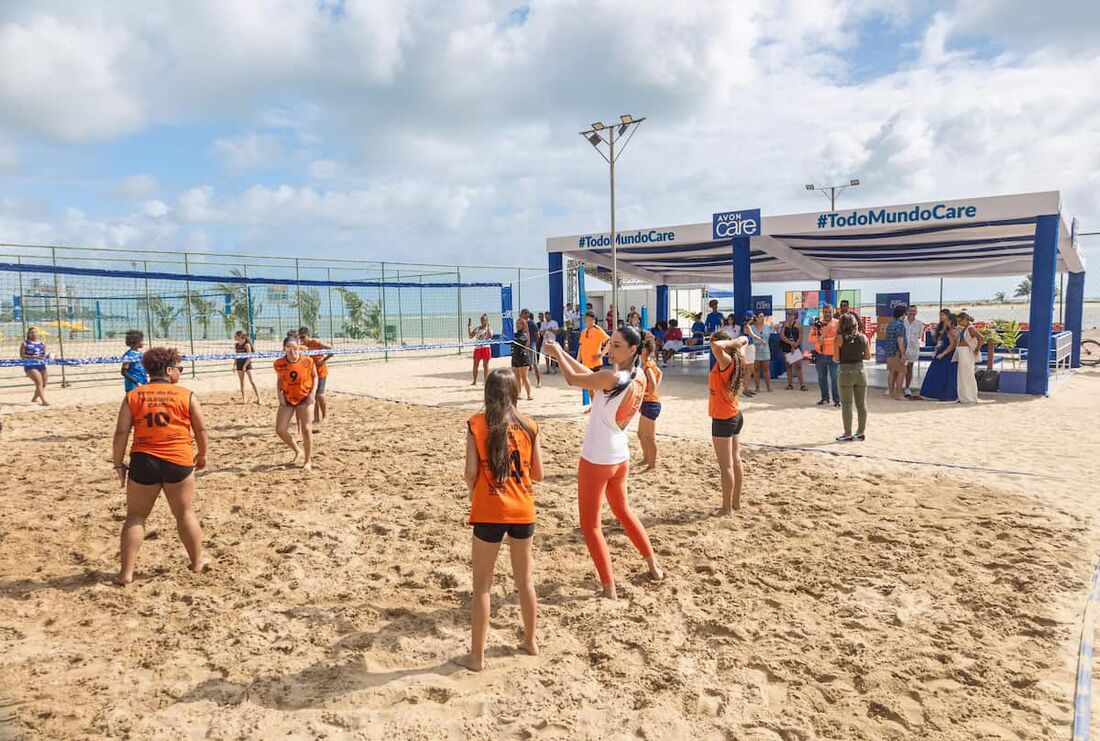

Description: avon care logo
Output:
[712,209,761,239]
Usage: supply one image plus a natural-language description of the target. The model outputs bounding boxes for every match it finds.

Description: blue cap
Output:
[743,310,755,319]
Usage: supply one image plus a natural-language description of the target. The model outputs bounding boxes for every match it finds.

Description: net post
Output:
[419,275,425,345]
[243,264,255,341]
[16,255,27,340]
[381,261,389,361]
[143,260,154,343]
[326,267,335,346]
[184,253,197,378]
[396,269,404,345]
[295,258,302,329]
[50,248,68,386]
[456,268,463,355]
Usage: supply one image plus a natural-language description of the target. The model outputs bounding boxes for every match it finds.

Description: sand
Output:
[1,343,1099,739]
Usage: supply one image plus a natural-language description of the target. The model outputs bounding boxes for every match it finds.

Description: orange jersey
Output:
[642,359,662,403]
[303,339,330,378]
[274,354,315,404]
[127,382,195,467]
[467,412,537,524]
[579,325,609,368]
[708,358,741,419]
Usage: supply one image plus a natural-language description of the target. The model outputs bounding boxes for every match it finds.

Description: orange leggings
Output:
[578,458,654,585]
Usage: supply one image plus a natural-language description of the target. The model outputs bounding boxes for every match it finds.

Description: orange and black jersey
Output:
[274,355,315,405]
[127,382,195,467]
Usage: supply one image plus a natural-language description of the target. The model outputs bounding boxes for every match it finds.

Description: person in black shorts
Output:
[112,346,209,585]
[511,311,533,400]
[233,330,261,404]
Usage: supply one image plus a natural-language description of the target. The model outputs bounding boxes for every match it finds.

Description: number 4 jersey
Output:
[466,412,538,525]
[127,382,195,466]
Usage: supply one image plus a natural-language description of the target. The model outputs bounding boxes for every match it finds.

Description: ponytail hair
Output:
[606,326,643,399]
[709,329,746,399]
[483,368,534,483]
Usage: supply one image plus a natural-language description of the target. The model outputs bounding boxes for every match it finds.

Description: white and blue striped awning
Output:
[547,191,1084,285]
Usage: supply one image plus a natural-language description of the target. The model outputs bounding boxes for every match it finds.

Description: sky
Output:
[1,0,1099,302]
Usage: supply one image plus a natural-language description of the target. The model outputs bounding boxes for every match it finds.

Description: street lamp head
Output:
[849,178,860,186]
[805,184,815,191]
[620,114,635,124]
[591,122,605,131]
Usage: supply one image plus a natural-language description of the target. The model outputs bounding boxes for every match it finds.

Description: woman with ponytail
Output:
[637,332,662,471]
[709,330,749,515]
[460,368,542,671]
[543,326,664,599]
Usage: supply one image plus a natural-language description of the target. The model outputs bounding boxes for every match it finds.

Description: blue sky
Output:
[1,0,1098,306]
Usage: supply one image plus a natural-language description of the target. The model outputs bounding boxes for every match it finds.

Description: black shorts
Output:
[235,359,252,371]
[711,413,744,438]
[511,352,529,368]
[640,401,662,420]
[472,523,535,543]
[129,452,194,486]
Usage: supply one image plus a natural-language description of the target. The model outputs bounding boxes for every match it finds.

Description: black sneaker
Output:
[854,433,866,441]
[833,401,841,408]
[836,434,855,442]
[816,399,828,406]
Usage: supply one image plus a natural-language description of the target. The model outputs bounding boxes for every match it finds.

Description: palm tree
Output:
[293,288,322,333]
[148,297,183,338]
[216,269,262,338]
[334,287,382,340]
[190,293,219,340]
[1014,275,1032,300]
[993,291,1007,304]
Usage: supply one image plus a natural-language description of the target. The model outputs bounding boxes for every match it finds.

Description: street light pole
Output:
[581,115,645,330]
[806,179,861,211]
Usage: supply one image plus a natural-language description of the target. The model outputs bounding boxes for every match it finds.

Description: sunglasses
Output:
[172,365,184,372]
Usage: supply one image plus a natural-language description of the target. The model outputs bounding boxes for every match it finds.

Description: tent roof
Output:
[546,191,1084,285]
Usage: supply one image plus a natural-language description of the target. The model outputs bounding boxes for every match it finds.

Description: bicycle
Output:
[1081,338,1100,367]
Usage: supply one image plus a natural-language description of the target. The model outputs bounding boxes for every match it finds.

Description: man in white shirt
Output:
[903,304,926,398]
[541,313,560,373]
[563,303,579,329]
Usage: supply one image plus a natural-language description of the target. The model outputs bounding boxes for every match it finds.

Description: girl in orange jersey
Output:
[543,327,663,600]
[708,330,749,516]
[112,347,209,585]
[274,335,317,471]
[637,332,662,472]
[458,368,543,672]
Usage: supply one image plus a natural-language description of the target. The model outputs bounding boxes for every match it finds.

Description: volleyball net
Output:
[0,251,516,386]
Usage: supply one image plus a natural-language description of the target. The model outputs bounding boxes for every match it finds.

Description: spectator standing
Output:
[809,305,839,407]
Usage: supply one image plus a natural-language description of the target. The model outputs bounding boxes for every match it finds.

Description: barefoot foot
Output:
[455,654,484,672]
[190,559,211,574]
[600,582,617,600]
[522,639,539,657]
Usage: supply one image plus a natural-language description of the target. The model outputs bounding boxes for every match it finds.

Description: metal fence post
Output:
[326,267,335,343]
[50,247,68,387]
[183,253,197,378]
[516,268,522,315]
[295,258,302,329]
[938,278,944,312]
[243,264,255,341]
[419,275,425,345]
[456,268,463,353]
[143,260,154,341]
[16,255,27,339]
[379,262,390,361]
[396,269,404,345]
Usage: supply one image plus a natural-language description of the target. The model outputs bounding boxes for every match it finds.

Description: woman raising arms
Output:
[709,330,749,515]
[542,328,663,599]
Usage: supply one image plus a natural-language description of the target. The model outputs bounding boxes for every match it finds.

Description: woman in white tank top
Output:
[542,328,664,600]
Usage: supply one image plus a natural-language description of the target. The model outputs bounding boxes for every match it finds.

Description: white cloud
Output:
[119,174,159,200]
[307,159,339,180]
[212,132,284,172]
[140,199,169,218]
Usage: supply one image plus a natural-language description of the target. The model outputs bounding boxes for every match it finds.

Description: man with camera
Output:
[809,304,840,407]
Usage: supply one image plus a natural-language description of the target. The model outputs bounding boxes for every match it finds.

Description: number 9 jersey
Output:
[467,413,537,525]
[127,382,195,466]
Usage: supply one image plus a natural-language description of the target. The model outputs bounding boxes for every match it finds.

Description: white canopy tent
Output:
[546,191,1086,395]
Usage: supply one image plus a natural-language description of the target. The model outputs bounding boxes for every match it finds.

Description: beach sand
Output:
[1,344,1099,739]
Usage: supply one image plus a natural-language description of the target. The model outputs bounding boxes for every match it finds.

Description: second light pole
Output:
[581,114,645,328]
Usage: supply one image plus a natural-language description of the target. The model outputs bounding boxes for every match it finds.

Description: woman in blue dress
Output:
[19,326,50,405]
[919,310,959,401]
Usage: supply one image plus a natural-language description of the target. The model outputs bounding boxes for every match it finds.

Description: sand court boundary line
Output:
[1073,557,1100,741]
[330,389,1056,480]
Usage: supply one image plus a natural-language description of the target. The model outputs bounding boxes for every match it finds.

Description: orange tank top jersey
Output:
[708,359,740,419]
[274,355,315,404]
[303,339,329,378]
[643,359,662,403]
[127,382,195,467]
[467,413,537,524]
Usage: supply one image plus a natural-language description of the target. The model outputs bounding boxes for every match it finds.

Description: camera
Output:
[813,319,823,330]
